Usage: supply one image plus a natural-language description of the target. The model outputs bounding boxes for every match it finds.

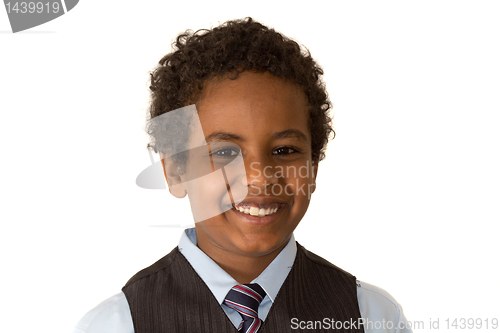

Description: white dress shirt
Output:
[73,228,413,333]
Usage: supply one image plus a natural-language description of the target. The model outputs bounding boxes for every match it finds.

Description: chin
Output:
[233,235,288,257]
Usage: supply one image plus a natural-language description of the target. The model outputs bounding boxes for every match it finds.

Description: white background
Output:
[1,1,499,332]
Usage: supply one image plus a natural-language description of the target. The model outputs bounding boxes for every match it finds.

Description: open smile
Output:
[231,202,286,217]
[227,202,288,226]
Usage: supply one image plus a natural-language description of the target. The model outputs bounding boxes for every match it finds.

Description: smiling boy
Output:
[178,71,315,284]
[73,18,412,333]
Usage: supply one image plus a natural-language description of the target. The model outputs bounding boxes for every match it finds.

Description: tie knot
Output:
[223,283,267,332]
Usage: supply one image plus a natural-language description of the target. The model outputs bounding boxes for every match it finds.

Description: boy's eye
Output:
[211,147,241,158]
[273,146,298,155]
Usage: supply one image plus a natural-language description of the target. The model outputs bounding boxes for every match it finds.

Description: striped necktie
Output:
[223,283,267,333]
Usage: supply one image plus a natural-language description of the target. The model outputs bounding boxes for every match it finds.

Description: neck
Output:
[196,234,289,284]
[219,243,288,284]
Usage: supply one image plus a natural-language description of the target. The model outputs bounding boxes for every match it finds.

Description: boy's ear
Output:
[160,154,187,198]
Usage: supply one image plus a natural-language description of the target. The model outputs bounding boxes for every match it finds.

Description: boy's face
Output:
[169,71,317,258]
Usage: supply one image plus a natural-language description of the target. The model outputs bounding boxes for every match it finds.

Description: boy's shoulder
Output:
[357,279,402,308]
[72,292,133,333]
[72,248,182,333]
[356,280,413,332]
[300,245,412,331]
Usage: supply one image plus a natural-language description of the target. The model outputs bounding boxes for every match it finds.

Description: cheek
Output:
[185,170,232,222]
[283,161,316,202]
[219,156,248,204]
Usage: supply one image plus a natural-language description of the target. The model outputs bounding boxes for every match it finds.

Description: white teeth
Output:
[250,207,260,216]
[234,205,281,217]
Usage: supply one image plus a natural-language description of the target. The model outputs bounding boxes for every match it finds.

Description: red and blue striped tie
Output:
[223,283,267,333]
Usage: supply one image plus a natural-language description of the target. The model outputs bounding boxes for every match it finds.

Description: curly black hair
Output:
[146,17,334,165]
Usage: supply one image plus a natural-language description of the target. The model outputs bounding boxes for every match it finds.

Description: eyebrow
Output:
[272,129,308,142]
[205,132,243,143]
[205,129,308,143]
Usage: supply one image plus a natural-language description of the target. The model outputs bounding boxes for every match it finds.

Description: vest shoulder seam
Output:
[357,280,401,312]
[122,247,179,288]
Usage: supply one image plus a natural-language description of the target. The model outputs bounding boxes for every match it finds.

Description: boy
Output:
[73,17,412,333]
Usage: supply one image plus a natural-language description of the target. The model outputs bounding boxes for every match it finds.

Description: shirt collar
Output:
[178,227,296,305]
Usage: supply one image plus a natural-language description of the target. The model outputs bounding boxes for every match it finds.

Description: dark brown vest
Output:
[122,243,364,333]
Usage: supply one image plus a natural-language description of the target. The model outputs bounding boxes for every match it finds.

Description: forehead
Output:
[195,71,310,141]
